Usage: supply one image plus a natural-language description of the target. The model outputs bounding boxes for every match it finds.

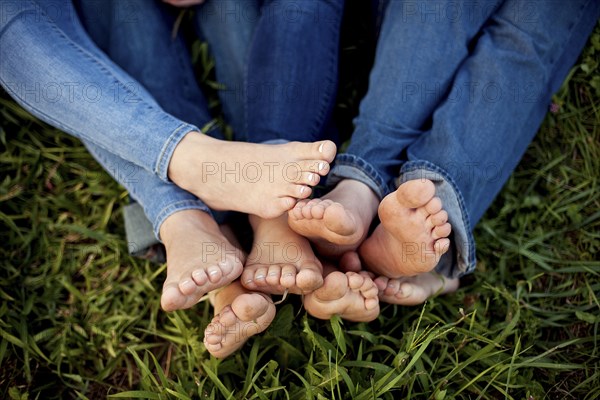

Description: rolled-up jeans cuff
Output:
[328,154,391,200]
[155,123,200,182]
[397,160,477,279]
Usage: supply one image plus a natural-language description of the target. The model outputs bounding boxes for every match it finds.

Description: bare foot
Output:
[374,273,459,306]
[241,214,323,295]
[359,179,451,277]
[303,263,380,322]
[203,281,276,359]
[288,179,379,258]
[159,209,244,312]
[169,134,336,219]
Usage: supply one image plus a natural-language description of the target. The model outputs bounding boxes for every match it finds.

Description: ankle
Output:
[167,131,211,184]
[159,209,218,244]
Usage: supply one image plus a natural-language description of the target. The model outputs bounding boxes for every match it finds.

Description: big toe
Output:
[314,271,348,302]
[161,285,186,312]
[231,293,271,321]
[395,179,435,208]
[296,264,324,293]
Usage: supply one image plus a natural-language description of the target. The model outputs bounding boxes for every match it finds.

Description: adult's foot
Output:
[159,209,244,311]
[359,179,451,277]
[242,214,323,295]
[288,179,379,258]
[169,133,336,219]
[374,272,459,306]
[203,281,276,359]
[303,264,379,322]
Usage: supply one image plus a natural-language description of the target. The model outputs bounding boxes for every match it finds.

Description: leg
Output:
[288,0,496,256]
[243,0,344,143]
[203,280,276,359]
[392,0,600,279]
[0,0,199,178]
[193,0,260,137]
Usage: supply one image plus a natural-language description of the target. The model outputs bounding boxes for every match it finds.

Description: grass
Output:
[1,17,599,400]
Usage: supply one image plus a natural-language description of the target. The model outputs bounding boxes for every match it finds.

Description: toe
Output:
[178,278,197,296]
[432,223,452,240]
[429,210,448,227]
[288,184,312,200]
[424,197,442,215]
[231,293,271,321]
[339,251,362,272]
[241,268,258,288]
[346,272,365,290]
[316,140,337,162]
[295,171,321,186]
[434,238,451,255]
[296,263,324,292]
[395,179,435,208]
[161,285,185,311]
[206,265,224,283]
[192,269,208,286]
[315,271,348,301]
[364,297,379,311]
[280,264,297,288]
[266,265,282,286]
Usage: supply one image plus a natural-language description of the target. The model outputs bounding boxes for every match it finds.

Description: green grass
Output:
[1,22,599,400]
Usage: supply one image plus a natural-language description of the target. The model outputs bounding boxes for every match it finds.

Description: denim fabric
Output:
[0,0,200,183]
[328,0,600,278]
[0,0,344,248]
[244,0,344,143]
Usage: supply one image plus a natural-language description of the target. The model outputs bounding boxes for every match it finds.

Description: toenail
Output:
[308,173,314,181]
[268,272,278,276]
[319,162,325,171]
[245,279,253,284]
[256,274,265,280]
[283,273,294,277]
[300,186,306,194]
[209,270,219,276]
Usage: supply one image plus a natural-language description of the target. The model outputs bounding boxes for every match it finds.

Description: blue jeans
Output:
[328,0,600,278]
[0,0,343,251]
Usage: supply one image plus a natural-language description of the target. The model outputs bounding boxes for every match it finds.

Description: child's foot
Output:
[288,179,379,258]
[242,215,323,295]
[159,209,244,312]
[204,281,276,359]
[303,267,379,322]
[359,179,451,277]
[169,134,336,219]
[374,272,459,306]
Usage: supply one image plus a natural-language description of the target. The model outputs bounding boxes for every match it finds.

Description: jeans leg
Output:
[0,0,199,182]
[328,0,500,198]
[194,0,260,138]
[243,0,344,143]
[75,0,220,135]
[402,0,600,278]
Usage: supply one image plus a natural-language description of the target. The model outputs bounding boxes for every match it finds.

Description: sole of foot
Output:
[374,272,459,306]
[160,210,244,312]
[242,215,323,295]
[303,270,380,322]
[288,179,379,258]
[169,134,337,219]
[359,179,452,277]
[204,290,276,359]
